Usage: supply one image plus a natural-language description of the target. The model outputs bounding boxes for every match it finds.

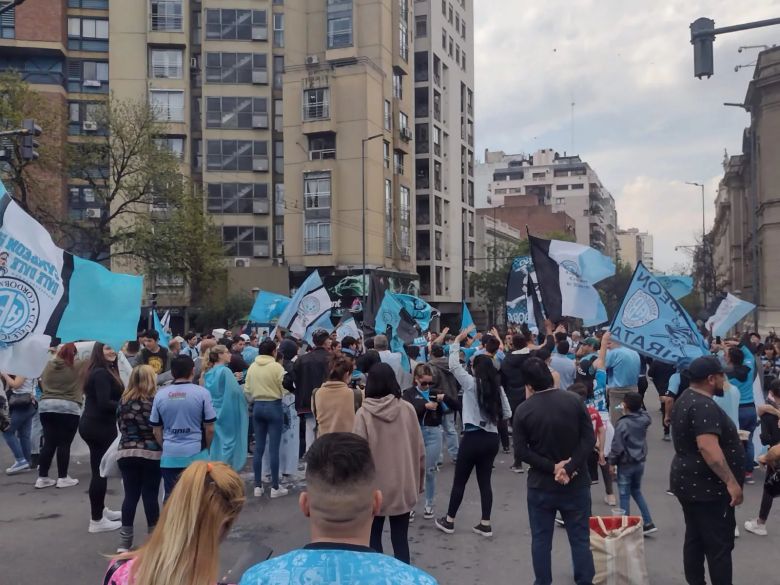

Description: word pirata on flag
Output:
[706,293,756,337]
[276,271,333,341]
[249,290,291,324]
[394,293,435,331]
[655,275,694,300]
[153,310,171,349]
[506,256,535,326]
[611,262,708,364]
[0,182,142,377]
[528,234,613,322]
[461,301,476,337]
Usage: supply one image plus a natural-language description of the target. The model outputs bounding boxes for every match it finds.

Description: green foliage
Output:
[595,260,634,320]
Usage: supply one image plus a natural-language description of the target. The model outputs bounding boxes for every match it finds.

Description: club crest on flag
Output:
[621,290,659,328]
[300,296,324,321]
[560,260,581,278]
[0,277,40,346]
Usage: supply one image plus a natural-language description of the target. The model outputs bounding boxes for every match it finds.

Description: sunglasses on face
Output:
[418,381,433,387]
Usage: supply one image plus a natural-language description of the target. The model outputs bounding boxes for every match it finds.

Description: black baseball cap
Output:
[686,356,724,381]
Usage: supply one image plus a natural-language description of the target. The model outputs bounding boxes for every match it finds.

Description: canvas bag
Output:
[590,516,649,585]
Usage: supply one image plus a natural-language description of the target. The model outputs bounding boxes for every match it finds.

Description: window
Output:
[448,3,453,23]
[441,0,446,15]
[555,197,565,205]
[327,0,353,49]
[303,88,329,120]
[383,141,390,168]
[150,49,183,79]
[556,184,569,190]
[394,150,404,175]
[222,226,269,257]
[275,183,284,215]
[304,172,331,254]
[273,55,284,89]
[207,183,269,214]
[0,2,14,38]
[392,71,403,99]
[442,29,447,50]
[205,53,266,84]
[67,102,106,135]
[206,140,268,171]
[68,0,109,7]
[399,18,408,62]
[204,9,266,40]
[384,99,392,130]
[275,224,284,257]
[385,179,393,257]
[150,90,184,122]
[154,137,184,159]
[571,183,584,189]
[274,98,283,132]
[67,17,108,39]
[399,185,410,256]
[273,13,284,47]
[78,60,109,85]
[415,15,427,38]
[433,126,441,156]
[309,133,336,160]
[274,140,284,174]
[206,97,268,129]
[398,111,409,131]
[150,0,183,31]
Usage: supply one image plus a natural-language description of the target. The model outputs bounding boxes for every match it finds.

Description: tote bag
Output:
[590,515,649,585]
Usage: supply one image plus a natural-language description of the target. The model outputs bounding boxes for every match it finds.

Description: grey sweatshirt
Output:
[609,410,651,465]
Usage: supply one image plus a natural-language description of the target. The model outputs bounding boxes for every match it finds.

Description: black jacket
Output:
[501,335,554,408]
[82,368,123,425]
[760,408,780,447]
[293,347,331,413]
[402,386,459,427]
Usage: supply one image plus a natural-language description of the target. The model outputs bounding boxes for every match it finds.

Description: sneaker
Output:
[434,516,455,534]
[103,508,121,522]
[745,472,755,485]
[665,489,675,497]
[643,523,658,535]
[254,486,264,497]
[423,506,435,519]
[510,465,525,474]
[744,519,768,536]
[555,514,565,527]
[56,476,79,488]
[472,523,493,537]
[88,517,122,534]
[662,432,671,442]
[735,527,740,538]
[502,448,511,454]
[604,494,617,507]
[270,486,289,499]
[5,460,31,475]
[35,477,56,489]
[409,510,415,524]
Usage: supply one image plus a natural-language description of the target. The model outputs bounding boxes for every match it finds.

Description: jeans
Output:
[253,400,283,489]
[445,429,499,521]
[31,409,42,456]
[2,403,35,463]
[38,412,80,478]
[617,462,653,524]
[79,418,117,521]
[737,404,758,472]
[440,412,459,461]
[422,425,442,508]
[118,457,161,528]
[527,487,595,585]
[161,467,185,501]
[680,499,735,585]
[370,513,411,564]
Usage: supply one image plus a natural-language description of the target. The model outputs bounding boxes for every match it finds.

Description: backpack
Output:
[310,385,363,434]
[430,364,462,404]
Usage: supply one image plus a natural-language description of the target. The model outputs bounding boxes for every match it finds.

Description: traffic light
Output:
[690,17,715,79]
[20,118,41,161]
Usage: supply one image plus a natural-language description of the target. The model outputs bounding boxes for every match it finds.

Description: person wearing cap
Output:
[669,355,745,585]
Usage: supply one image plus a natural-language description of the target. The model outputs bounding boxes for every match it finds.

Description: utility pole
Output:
[361,133,383,304]
[690,16,780,78]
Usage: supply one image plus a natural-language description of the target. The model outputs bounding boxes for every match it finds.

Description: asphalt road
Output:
[1,389,777,584]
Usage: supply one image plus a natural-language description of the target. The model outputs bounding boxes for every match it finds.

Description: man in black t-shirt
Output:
[138,329,170,375]
[670,356,745,585]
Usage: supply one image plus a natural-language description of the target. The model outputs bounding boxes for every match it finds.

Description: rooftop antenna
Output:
[570,97,576,153]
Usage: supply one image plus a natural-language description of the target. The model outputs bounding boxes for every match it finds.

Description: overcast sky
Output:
[474,0,780,272]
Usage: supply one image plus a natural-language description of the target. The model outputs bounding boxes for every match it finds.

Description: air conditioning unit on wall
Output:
[234,258,251,268]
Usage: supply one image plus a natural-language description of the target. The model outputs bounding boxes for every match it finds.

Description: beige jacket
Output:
[312,380,357,436]
[353,395,425,516]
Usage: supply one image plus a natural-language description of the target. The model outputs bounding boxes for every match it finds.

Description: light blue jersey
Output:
[240,544,439,585]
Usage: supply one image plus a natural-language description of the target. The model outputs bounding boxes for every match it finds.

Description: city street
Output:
[1,390,776,584]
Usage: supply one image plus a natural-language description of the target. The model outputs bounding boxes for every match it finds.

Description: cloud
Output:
[474,0,780,271]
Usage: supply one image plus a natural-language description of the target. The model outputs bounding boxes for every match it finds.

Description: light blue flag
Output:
[375,291,418,370]
[611,262,708,365]
[153,310,170,349]
[0,182,142,377]
[204,364,248,472]
[277,271,333,340]
[303,310,335,345]
[706,293,756,337]
[249,290,291,324]
[578,245,617,284]
[461,302,476,337]
[655,275,694,300]
[394,293,434,331]
[583,298,609,328]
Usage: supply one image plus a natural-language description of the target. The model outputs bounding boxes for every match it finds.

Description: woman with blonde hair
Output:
[105,461,246,585]
[116,365,162,552]
[203,345,249,472]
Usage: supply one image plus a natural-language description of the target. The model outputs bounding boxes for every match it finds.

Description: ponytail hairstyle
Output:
[117,461,245,585]
[56,342,78,368]
[203,344,229,375]
[472,354,503,425]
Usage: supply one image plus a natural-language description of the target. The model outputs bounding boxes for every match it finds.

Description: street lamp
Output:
[685,181,706,243]
[361,133,385,302]
[685,181,711,308]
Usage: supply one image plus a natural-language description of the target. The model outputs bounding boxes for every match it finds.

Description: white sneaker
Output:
[744,519,768,536]
[270,486,289,499]
[35,477,56,489]
[89,518,122,534]
[604,494,617,506]
[254,486,264,497]
[103,507,121,522]
[424,506,435,519]
[56,476,79,488]
[6,460,31,475]
[735,526,740,538]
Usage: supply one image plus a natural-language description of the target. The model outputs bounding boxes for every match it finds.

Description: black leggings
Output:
[446,429,499,521]
[759,486,775,522]
[370,513,411,564]
[38,412,80,478]
[586,450,614,496]
[497,419,510,451]
[118,457,161,529]
[78,419,117,521]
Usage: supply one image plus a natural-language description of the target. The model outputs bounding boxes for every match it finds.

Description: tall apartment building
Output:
[480,148,619,259]
[412,0,475,319]
[616,227,653,270]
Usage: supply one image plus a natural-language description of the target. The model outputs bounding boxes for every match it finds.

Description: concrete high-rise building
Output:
[616,227,653,270]
[412,0,475,319]
[639,232,654,270]
[479,148,619,259]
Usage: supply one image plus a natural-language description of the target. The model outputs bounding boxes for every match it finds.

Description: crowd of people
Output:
[2,319,780,585]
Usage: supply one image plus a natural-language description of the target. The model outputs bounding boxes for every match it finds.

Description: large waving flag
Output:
[249,290,291,325]
[611,262,708,364]
[461,302,477,337]
[0,183,142,377]
[375,290,418,368]
[706,293,756,337]
[153,310,171,348]
[529,234,613,322]
[336,317,362,341]
[394,293,435,331]
[655,275,694,300]
[276,271,333,341]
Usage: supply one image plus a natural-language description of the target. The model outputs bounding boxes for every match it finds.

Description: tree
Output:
[595,260,634,319]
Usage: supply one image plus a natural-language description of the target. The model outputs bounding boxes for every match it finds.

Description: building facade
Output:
[616,227,653,270]
[478,148,619,259]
